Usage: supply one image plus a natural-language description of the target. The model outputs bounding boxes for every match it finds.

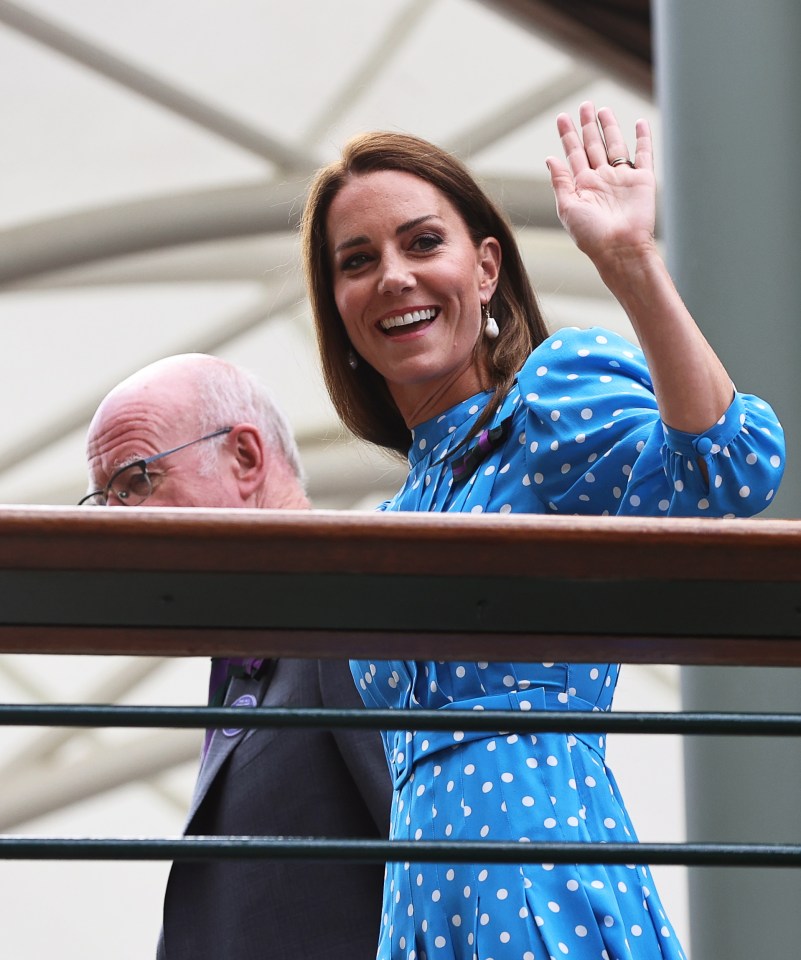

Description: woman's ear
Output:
[478,237,502,299]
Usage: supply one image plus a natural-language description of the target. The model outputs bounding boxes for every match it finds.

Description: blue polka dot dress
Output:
[352,327,785,960]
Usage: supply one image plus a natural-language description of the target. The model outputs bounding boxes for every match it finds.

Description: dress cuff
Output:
[661,390,744,458]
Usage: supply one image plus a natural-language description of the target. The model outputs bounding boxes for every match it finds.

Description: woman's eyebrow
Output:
[334,214,441,254]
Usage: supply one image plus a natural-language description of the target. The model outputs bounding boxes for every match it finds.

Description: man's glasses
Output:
[78,427,233,507]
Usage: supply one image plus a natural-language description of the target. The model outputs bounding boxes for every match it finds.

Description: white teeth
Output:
[380,307,436,330]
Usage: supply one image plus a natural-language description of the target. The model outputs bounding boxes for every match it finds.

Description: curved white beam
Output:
[0,177,560,287]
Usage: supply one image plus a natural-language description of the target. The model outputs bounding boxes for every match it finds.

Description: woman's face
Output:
[326,169,500,426]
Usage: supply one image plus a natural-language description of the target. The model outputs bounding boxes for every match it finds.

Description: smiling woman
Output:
[300,103,786,960]
[327,170,503,428]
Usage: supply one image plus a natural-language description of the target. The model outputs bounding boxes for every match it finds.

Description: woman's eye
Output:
[412,233,443,252]
[340,252,370,271]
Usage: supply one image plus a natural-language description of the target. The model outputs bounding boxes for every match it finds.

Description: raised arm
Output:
[545,101,733,435]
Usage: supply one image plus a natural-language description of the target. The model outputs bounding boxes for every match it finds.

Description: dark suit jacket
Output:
[157,658,391,960]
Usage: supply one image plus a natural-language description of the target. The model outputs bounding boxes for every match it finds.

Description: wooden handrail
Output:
[0,506,799,664]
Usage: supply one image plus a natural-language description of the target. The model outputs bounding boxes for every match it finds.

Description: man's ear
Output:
[229,424,266,500]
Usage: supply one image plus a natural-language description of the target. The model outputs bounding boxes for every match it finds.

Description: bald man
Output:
[83,354,391,960]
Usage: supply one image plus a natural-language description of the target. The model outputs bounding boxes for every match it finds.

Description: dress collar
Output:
[407,389,493,466]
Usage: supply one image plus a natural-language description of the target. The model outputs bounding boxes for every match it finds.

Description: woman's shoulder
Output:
[521,326,643,374]
[517,326,651,404]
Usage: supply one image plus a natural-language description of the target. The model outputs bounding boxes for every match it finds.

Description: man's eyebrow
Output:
[333,214,441,254]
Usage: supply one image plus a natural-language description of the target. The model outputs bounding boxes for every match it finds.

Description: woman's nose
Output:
[378,252,415,296]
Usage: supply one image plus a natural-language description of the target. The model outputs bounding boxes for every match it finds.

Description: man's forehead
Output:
[88,399,175,468]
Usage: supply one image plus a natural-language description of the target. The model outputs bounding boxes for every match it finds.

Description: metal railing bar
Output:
[2,837,801,867]
[2,705,801,736]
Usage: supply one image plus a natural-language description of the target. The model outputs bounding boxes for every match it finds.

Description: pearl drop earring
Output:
[482,303,499,339]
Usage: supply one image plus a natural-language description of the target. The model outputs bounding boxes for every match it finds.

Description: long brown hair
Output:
[301,131,549,456]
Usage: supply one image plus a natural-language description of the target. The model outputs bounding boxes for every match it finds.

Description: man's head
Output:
[83,353,308,510]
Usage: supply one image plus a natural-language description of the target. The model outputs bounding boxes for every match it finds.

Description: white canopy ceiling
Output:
[0,0,656,508]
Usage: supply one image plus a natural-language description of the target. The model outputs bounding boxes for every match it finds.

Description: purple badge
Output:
[222,693,258,737]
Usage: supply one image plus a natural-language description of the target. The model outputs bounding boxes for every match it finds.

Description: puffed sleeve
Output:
[519,327,784,518]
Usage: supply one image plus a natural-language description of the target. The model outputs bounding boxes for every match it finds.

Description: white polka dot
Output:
[658,499,670,511]
[469,404,479,415]
[578,348,590,357]
[739,485,751,498]
[558,943,569,955]
[629,494,641,506]
[522,796,535,807]
[536,365,548,376]
[771,455,781,468]
[544,817,557,828]
[500,931,511,943]
[482,781,494,793]
[551,410,561,421]
[580,407,593,420]
[484,464,496,476]
[548,901,561,913]
[453,731,464,742]
[464,763,475,775]
[435,935,446,947]
[631,925,643,937]
[575,925,588,937]
[566,879,579,891]
[418,438,427,450]
[697,498,709,510]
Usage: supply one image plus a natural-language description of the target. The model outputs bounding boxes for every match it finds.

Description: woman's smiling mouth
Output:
[378,307,439,335]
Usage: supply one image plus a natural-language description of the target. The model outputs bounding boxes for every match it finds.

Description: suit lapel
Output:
[183,665,275,829]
